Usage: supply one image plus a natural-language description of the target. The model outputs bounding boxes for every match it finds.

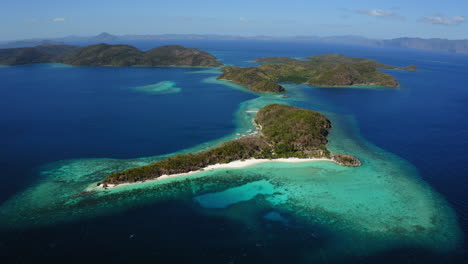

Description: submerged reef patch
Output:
[131,81,182,94]
[194,179,280,208]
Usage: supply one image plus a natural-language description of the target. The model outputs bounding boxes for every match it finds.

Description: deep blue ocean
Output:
[0,40,467,262]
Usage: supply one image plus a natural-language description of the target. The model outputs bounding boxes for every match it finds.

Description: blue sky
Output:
[1,0,467,41]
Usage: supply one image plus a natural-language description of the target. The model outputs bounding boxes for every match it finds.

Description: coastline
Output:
[94,157,335,190]
[0,43,462,258]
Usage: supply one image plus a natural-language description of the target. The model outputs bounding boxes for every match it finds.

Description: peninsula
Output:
[0,44,222,67]
[100,104,360,186]
[218,53,416,93]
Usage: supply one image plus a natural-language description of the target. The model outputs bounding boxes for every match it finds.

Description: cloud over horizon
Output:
[423,15,464,25]
[355,9,404,19]
[51,18,65,22]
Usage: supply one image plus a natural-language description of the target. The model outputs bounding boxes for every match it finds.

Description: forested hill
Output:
[102,104,361,186]
[218,53,416,93]
[0,44,223,67]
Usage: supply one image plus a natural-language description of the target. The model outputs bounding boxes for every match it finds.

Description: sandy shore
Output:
[94,157,335,190]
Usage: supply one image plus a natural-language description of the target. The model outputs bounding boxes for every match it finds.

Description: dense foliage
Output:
[0,44,222,67]
[64,44,223,67]
[102,104,359,185]
[333,154,362,167]
[255,104,331,156]
[217,66,286,93]
[307,62,398,87]
[0,45,81,65]
[218,53,416,93]
[62,44,143,66]
[142,45,223,66]
[103,137,270,184]
[253,57,299,64]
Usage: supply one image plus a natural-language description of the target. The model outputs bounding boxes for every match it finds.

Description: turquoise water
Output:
[0,41,466,262]
[194,179,279,208]
[131,81,182,94]
[0,79,460,258]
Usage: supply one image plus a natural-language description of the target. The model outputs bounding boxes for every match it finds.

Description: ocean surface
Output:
[0,41,467,263]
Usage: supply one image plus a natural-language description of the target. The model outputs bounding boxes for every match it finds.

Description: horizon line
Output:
[1,32,467,43]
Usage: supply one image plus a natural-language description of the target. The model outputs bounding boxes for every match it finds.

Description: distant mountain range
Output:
[1,32,467,54]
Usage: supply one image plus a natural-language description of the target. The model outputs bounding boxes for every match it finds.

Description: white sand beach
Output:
[96,157,335,190]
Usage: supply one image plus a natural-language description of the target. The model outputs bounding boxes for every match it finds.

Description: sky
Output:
[1,0,467,41]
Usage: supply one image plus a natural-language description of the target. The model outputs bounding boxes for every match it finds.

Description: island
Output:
[0,44,81,65]
[100,104,360,186]
[217,53,416,93]
[0,44,222,67]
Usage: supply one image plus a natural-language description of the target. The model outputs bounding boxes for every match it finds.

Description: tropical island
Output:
[218,53,416,93]
[0,44,416,92]
[100,104,360,186]
[0,44,222,67]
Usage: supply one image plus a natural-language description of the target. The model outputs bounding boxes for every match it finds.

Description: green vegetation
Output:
[307,62,398,87]
[142,45,223,67]
[218,53,416,93]
[402,65,417,71]
[102,104,360,185]
[62,44,143,66]
[217,66,286,93]
[0,45,81,65]
[0,44,222,67]
[255,104,331,156]
[102,137,270,184]
[63,44,223,67]
[333,154,362,167]
[253,57,299,64]
[304,53,393,68]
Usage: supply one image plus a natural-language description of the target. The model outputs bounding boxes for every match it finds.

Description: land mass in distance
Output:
[1,33,467,54]
[218,54,416,93]
[0,44,416,92]
[0,44,222,67]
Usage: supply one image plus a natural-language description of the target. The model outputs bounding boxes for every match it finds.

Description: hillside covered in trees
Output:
[0,44,222,67]
[218,53,416,93]
[101,104,360,185]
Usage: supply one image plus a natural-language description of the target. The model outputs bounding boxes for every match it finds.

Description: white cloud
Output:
[360,9,392,17]
[239,17,248,22]
[423,15,464,25]
[452,16,465,23]
[51,18,65,22]
[355,9,403,19]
